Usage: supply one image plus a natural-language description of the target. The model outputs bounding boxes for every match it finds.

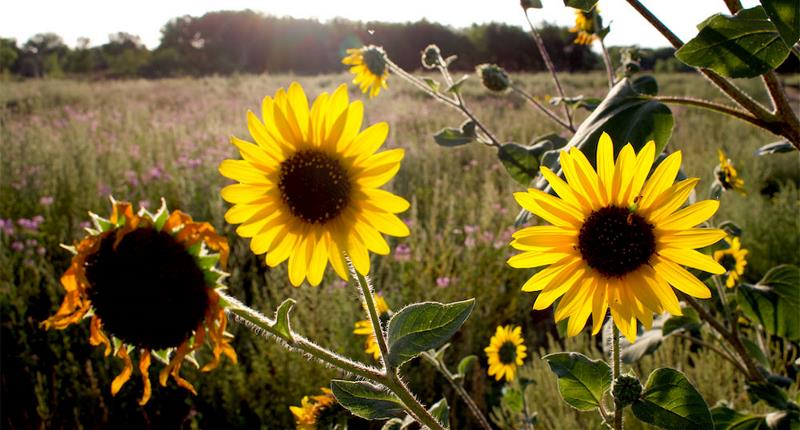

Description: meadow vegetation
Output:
[1,72,798,428]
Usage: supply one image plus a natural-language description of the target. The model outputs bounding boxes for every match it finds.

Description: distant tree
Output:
[0,38,20,74]
[21,33,68,77]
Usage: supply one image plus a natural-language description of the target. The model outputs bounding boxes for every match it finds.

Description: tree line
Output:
[0,10,731,79]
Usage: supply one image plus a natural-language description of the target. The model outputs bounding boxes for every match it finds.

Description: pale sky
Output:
[1,0,759,49]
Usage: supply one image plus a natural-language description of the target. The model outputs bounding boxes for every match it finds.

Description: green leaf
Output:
[711,402,768,430]
[631,368,713,429]
[460,120,477,138]
[737,265,800,341]
[746,382,789,410]
[457,355,478,377]
[446,75,469,94]
[422,77,440,92]
[428,398,450,429]
[433,127,474,147]
[381,418,404,430]
[330,380,405,420]
[498,143,540,185]
[662,306,701,336]
[563,0,598,11]
[755,139,796,156]
[272,299,296,342]
[529,133,568,156]
[549,95,602,112]
[760,0,800,46]
[632,75,659,96]
[501,386,524,413]
[521,0,543,9]
[675,7,791,78]
[386,299,475,367]
[542,352,612,411]
[741,337,771,369]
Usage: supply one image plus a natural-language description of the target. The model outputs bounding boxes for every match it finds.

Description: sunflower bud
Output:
[612,374,643,407]
[476,63,510,93]
[421,44,443,69]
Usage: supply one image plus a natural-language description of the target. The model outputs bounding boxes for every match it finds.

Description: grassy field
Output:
[1,72,798,429]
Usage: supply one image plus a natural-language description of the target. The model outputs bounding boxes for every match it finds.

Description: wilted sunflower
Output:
[219,82,410,287]
[485,325,527,382]
[42,199,236,405]
[342,45,390,98]
[714,236,748,288]
[570,7,602,45]
[353,293,392,360]
[290,387,338,430]
[508,133,727,342]
[716,149,746,194]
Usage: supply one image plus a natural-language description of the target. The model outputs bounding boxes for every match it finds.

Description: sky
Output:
[1,0,759,49]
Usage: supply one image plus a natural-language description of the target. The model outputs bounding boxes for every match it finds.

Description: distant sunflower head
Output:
[343,45,390,98]
[220,82,410,287]
[42,199,236,405]
[714,236,748,288]
[716,149,746,194]
[476,63,511,93]
[508,133,727,342]
[353,293,392,360]
[485,325,527,382]
[290,387,339,430]
[570,7,602,45]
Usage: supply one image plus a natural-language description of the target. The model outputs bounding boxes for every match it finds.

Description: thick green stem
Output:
[354,271,391,363]
[611,325,623,430]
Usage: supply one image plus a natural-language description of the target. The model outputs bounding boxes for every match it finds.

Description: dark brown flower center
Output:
[278,149,351,224]
[498,341,517,364]
[85,227,209,350]
[720,254,737,272]
[362,47,386,76]
[578,206,656,278]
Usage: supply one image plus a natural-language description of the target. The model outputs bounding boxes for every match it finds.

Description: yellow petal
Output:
[287,82,310,141]
[566,147,603,208]
[591,280,608,335]
[596,132,615,205]
[510,226,577,249]
[645,178,700,223]
[658,200,719,231]
[625,141,655,204]
[356,149,404,188]
[230,136,279,170]
[533,265,586,310]
[660,248,726,275]
[507,249,574,269]
[361,210,409,237]
[657,228,726,249]
[639,151,682,210]
[346,235,371,275]
[361,188,409,213]
[288,233,309,286]
[349,122,389,160]
[611,144,635,206]
[306,232,328,286]
[514,189,584,228]
[111,347,133,396]
[652,256,711,298]
[219,159,270,185]
[335,100,365,153]
[220,183,268,205]
[352,217,391,255]
[520,256,578,292]
[541,167,592,213]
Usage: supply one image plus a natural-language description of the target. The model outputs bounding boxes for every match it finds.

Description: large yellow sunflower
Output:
[714,236,748,288]
[485,325,528,382]
[42,199,236,405]
[570,7,601,45]
[717,149,746,194]
[342,45,390,98]
[219,82,410,287]
[353,293,392,360]
[508,133,727,342]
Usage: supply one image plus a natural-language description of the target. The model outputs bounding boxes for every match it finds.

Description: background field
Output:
[1,72,798,429]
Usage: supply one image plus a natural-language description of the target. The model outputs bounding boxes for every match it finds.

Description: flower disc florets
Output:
[362,46,387,77]
[477,63,510,92]
[612,374,643,407]
[577,206,656,278]
[278,149,352,224]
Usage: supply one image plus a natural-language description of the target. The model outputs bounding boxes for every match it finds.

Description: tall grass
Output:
[1,73,797,428]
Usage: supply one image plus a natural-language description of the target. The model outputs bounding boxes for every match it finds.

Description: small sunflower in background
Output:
[716,149,746,194]
[485,325,527,382]
[219,82,409,287]
[342,45,390,98]
[290,387,342,430]
[353,293,392,360]
[42,199,236,405]
[714,236,748,288]
[508,133,727,342]
[570,6,603,45]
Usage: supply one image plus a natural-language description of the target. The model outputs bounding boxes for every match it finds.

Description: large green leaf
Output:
[760,0,800,46]
[737,265,800,341]
[330,380,405,420]
[386,299,475,367]
[711,403,768,430]
[542,352,612,411]
[675,7,791,78]
[563,0,598,11]
[498,143,540,185]
[631,368,713,429]
[428,398,450,429]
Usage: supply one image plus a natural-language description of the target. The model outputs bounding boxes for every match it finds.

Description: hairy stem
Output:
[511,84,574,131]
[354,271,391,364]
[611,325,623,430]
[523,9,575,131]
[670,333,749,376]
[422,354,493,430]
[599,38,616,89]
[648,96,771,129]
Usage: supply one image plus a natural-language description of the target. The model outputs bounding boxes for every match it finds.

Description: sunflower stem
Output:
[599,38,616,90]
[353,271,392,368]
[421,353,493,430]
[611,324,623,430]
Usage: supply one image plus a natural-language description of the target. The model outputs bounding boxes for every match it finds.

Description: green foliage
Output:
[428,398,450,428]
[386,299,475,368]
[543,352,612,411]
[755,140,796,156]
[675,7,791,78]
[630,368,713,429]
[737,265,800,341]
[760,0,800,46]
[330,380,405,420]
[711,402,769,430]
[434,123,476,147]
[498,143,541,185]
[563,0,599,12]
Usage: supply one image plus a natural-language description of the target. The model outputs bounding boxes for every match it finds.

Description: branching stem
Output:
[611,325,623,430]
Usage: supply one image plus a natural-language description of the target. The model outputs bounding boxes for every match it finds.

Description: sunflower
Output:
[353,293,392,360]
[219,82,410,287]
[485,325,528,382]
[570,7,601,45]
[508,133,727,342]
[290,387,337,430]
[714,236,748,288]
[42,199,236,405]
[342,45,390,98]
[716,149,746,194]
